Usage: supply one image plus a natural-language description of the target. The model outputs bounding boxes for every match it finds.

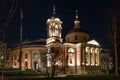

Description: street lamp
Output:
[1,56,4,60]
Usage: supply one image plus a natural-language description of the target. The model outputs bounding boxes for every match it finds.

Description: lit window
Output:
[68,48,74,65]
[68,48,74,53]
[70,57,72,64]
[33,53,38,58]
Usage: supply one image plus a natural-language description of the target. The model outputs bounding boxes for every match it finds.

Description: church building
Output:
[7,6,101,75]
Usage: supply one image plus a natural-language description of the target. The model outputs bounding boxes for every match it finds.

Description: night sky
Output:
[0,0,116,48]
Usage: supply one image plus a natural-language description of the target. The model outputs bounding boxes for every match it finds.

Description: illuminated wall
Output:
[46,17,63,44]
[8,45,47,70]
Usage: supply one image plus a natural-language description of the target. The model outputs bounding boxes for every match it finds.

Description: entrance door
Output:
[34,62,38,70]
[25,62,28,69]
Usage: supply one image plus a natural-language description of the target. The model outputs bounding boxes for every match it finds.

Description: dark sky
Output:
[0,0,116,48]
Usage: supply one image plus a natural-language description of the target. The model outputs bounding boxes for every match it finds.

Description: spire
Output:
[74,10,80,28]
[76,10,78,20]
[53,5,56,17]
[20,9,23,19]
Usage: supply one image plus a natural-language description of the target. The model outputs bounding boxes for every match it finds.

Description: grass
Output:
[66,74,116,80]
[1,69,119,80]
[16,69,44,76]
[1,69,44,76]
[13,75,117,80]
[14,74,118,80]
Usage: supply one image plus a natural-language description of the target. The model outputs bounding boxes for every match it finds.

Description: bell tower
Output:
[46,6,63,44]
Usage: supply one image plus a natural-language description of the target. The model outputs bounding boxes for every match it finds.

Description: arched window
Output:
[75,35,77,40]
[68,48,74,53]
[68,48,75,65]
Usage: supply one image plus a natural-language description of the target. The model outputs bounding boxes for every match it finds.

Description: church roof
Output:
[68,27,88,34]
[67,10,88,34]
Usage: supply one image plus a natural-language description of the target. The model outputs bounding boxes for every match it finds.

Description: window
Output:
[67,37,69,41]
[68,48,75,65]
[42,53,47,67]
[70,57,72,64]
[25,62,28,69]
[75,35,77,40]
[33,53,38,58]
[68,48,74,53]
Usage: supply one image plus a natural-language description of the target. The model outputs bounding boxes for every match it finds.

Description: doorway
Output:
[33,61,38,70]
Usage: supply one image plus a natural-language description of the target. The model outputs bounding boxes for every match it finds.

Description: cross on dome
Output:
[53,5,56,17]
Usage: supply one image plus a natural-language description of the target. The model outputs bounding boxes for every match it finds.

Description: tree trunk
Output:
[114,18,118,80]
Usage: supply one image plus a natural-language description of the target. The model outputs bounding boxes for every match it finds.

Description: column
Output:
[93,48,95,66]
[29,50,32,69]
[89,47,91,66]
[74,48,77,73]
[97,48,100,66]
[94,48,96,66]
[76,46,80,66]
[91,48,94,66]
[82,43,86,74]
[95,48,98,66]
[85,46,90,66]
[91,48,95,66]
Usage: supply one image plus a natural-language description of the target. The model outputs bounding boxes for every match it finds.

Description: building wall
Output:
[7,41,102,75]
[66,32,89,43]
[101,50,113,71]
[63,42,101,74]
[7,45,47,70]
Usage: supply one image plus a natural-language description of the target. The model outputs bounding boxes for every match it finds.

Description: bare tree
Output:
[46,47,64,78]
[0,0,19,41]
[107,17,120,79]
[0,42,7,80]
[105,1,120,79]
[113,17,119,79]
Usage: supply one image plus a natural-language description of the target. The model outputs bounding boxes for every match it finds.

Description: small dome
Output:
[65,27,89,43]
[65,10,89,43]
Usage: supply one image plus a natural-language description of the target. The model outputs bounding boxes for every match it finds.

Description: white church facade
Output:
[7,7,101,75]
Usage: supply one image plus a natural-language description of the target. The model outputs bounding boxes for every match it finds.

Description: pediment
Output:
[87,39,100,46]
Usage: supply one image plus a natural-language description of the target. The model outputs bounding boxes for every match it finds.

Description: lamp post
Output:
[19,9,23,71]
[1,56,4,80]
